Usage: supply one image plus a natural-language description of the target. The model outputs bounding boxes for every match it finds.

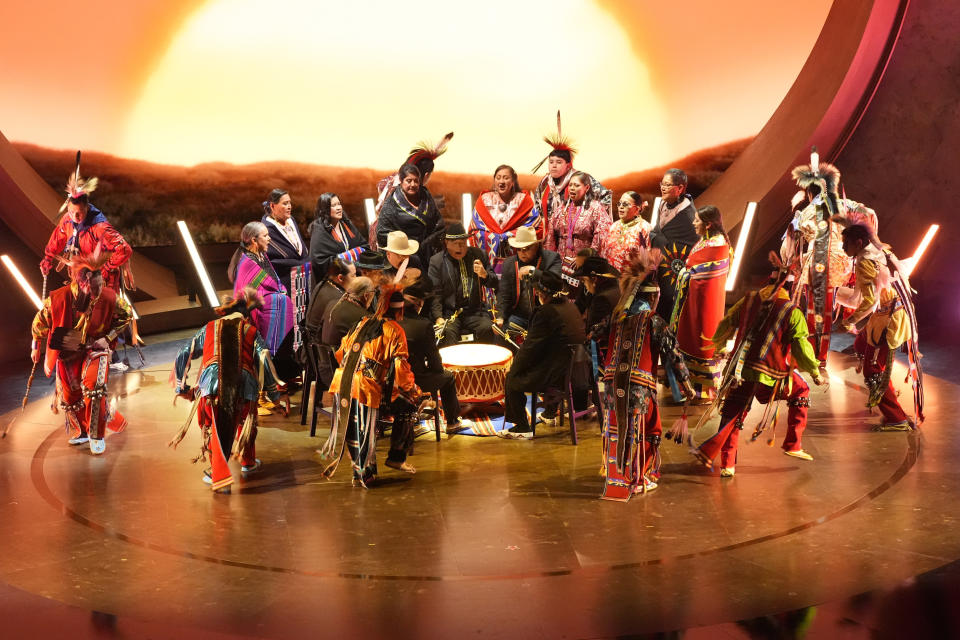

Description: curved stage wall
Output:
[698,0,907,250]
[831,0,958,336]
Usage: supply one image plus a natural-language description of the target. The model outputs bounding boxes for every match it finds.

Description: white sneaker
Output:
[632,477,659,494]
[109,361,129,372]
[89,439,106,455]
[496,427,533,440]
[68,436,90,445]
[241,459,262,474]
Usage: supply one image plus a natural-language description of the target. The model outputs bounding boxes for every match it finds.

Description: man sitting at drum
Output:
[498,270,587,439]
[383,230,424,283]
[398,281,474,434]
[496,225,562,340]
[428,223,498,347]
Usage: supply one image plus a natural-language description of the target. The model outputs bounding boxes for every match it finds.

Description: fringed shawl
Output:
[234,251,294,355]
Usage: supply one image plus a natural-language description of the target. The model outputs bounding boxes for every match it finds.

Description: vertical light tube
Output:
[726,202,757,292]
[176,221,220,308]
[649,196,662,228]
[461,193,473,231]
[364,198,376,228]
[1,255,43,309]
[903,223,939,277]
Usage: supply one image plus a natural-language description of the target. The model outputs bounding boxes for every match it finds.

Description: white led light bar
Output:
[176,221,220,308]
[1,254,43,309]
[726,202,757,292]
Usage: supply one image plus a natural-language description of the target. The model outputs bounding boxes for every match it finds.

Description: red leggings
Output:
[699,370,809,469]
[56,352,126,439]
[854,332,908,424]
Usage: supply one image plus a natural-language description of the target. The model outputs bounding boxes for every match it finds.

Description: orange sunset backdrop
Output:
[1,0,831,243]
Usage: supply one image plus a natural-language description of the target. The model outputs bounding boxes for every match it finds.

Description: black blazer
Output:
[497,248,562,322]
[509,298,586,389]
[321,298,370,349]
[305,281,344,338]
[428,247,498,320]
[585,281,620,345]
[262,214,310,292]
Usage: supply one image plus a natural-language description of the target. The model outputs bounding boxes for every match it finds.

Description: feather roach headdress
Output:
[373,282,406,319]
[59,151,99,213]
[791,146,840,198]
[405,131,454,167]
[531,110,577,174]
[57,245,111,281]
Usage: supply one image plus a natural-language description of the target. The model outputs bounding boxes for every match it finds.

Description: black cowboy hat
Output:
[356,249,387,270]
[572,255,619,279]
[534,270,564,296]
[444,222,470,240]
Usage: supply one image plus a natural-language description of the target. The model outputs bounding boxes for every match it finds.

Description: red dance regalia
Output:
[695,286,821,472]
[41,205,132,293]
[171,312,280,492]
[32,282,132,442]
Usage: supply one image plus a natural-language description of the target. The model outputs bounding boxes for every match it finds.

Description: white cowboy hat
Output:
[385,230,419,256]
[507,226,540,249]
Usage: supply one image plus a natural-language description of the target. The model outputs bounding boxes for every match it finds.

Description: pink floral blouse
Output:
[544,200,612,262]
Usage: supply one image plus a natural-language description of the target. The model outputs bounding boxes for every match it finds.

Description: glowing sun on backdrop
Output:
[120,0,670,178]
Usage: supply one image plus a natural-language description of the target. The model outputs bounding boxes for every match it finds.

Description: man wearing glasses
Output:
[649,168,698,319]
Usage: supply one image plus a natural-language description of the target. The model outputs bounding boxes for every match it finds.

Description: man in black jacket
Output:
[496,226,562,335]
[305,258,356,345]
[498,271,587,439]
[428,223,498,346]
[649,168,698,319]
[321,277,374,350]
[572,255,620,355]
[398,282,473,433]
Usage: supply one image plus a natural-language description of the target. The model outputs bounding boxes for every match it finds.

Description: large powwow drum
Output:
[440,343,513,404]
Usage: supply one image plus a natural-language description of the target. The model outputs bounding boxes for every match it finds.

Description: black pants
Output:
[415,369,461,426]
[385,398,416,464]
[504,370,534,431]
[440,311,494,347]
[272,331,301,381]
[503,372,587,431]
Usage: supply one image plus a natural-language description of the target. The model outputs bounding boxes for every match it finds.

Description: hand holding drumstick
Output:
[472,259,487,280]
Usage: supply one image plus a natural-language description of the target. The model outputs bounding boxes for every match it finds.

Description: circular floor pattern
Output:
[1,354,957,639]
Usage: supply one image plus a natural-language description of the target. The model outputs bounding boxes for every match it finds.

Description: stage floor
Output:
[0,348,957,639]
